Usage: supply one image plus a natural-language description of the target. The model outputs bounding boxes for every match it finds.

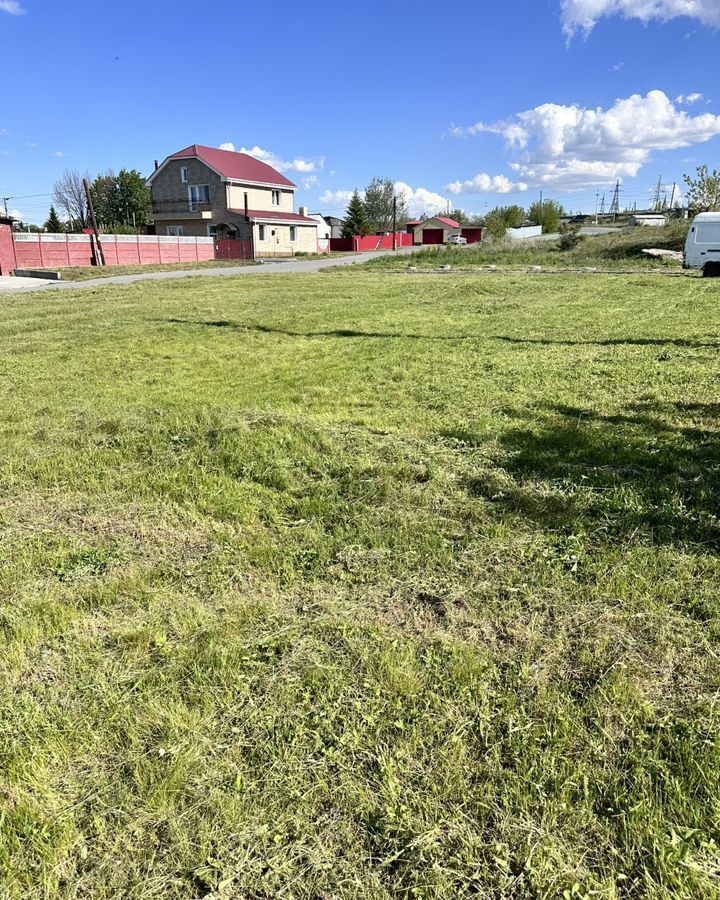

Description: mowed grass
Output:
[2,270,720,899]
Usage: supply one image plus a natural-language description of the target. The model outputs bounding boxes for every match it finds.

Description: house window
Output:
[207,225,217,237]
[180,166,188,183]
[167,225,184,236]
[258,224,266,241]
[289,225,297,242]
[272,190,280,206]
[188,184,210,210]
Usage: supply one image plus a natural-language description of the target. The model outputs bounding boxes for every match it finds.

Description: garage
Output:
[411,215,461,246]
[422,228,444,245]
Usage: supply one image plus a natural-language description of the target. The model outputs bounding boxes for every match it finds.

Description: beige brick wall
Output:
[254,222,317,256]
[151,159,224,213]
[226,184,294,213]
[158,220,211,237]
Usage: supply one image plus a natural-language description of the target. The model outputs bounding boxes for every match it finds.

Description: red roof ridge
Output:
[167,144,296,188]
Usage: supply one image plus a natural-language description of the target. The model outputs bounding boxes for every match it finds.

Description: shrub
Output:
[558,222,584,251]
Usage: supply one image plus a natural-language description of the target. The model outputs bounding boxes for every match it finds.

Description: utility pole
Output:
[83,177,106,266]
[652,175,663,212]
[609,180,621,221]
[2,197,8,218]
[669,182,677,209]
[595,191,599,225]
[600,194,606,217]
[392,195,397,252]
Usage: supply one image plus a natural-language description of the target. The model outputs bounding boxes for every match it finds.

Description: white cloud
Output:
[561,0,720,36]
[319,184,451,217]
[0,1,25,14]
[9,208,22,219]
[26,141,38,147]
[53,151,67,157]
[301,175,318,190]
[219,142,324,174]
[676,92,704,104]
[394,182,450,217]
[318,189,356,209]
[450,90,720,190]
[446,173,529,195]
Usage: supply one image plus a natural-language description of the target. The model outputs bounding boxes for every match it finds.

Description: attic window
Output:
[180,166,188,183]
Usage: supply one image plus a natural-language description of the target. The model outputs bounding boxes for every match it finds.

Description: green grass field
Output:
[2,270,720,898]
[370,224,691,272]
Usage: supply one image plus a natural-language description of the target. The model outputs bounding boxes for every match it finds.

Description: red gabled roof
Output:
[169,144,296,188]
[434,216,461,228]
[228,208,318,223]
[406,219,422,226]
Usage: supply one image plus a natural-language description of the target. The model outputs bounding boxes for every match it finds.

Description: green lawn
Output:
[2,270,720,898]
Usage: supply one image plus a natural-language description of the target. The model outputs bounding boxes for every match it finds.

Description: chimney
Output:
[244,192,249,221]
[154,160,159,171]
[299,206,308,217]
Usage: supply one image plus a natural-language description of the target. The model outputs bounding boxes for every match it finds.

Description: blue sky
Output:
[1,0,719,223]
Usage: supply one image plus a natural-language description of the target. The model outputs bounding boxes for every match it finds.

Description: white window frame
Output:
[188,184,210,211]
[167,225,184,236]
[289,225,297,242]
[180,166,188,183]
[207,224,217,238]
[258,224,266,241]
[272,190,280,206]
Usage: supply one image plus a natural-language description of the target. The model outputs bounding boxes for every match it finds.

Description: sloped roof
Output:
[228,208,318,223]
[434,216,461,228]
[166,145,296,188]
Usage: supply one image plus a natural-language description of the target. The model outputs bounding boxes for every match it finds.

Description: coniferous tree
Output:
[43,205,65,233]
[341,190,371,237]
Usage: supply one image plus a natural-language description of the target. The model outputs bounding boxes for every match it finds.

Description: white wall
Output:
[506,225,543,240]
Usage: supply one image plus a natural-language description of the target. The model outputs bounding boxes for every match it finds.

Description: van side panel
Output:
[695,224,720,244]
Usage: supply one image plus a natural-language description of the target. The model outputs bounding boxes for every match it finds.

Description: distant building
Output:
[411,216,462,245]
[629,214,667,227]
[309,214,331,240]
[322,215,344,239]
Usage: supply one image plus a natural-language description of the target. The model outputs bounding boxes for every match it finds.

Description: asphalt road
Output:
[0,247,420,294]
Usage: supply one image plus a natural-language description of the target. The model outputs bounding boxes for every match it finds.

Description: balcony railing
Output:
[151,199,212,215]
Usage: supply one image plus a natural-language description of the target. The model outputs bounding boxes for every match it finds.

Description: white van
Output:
[684,212,720,276]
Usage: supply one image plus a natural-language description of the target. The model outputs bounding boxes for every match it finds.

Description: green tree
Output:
[363,176,408,232]
[447,208,469,225]
[527,198,564,233]
[684,165,720,212]
[90,168,151,230]
[483,205,525,239]
[43,205,65,233]
[341,190,372,237]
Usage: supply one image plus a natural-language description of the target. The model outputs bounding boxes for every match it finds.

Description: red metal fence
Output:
[0,222,16,275]
[329,232,413,252]
[214,238,254,260]
[12,233,216,270]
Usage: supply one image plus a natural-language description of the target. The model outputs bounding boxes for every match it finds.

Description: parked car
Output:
[447,235,467,245]
[684,213,720,276]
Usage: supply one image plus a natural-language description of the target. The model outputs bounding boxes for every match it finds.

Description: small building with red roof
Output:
[410,215,463,246]
[146,144,319,257]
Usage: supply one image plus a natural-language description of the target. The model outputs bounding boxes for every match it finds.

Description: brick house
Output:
[147,144,319,257]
